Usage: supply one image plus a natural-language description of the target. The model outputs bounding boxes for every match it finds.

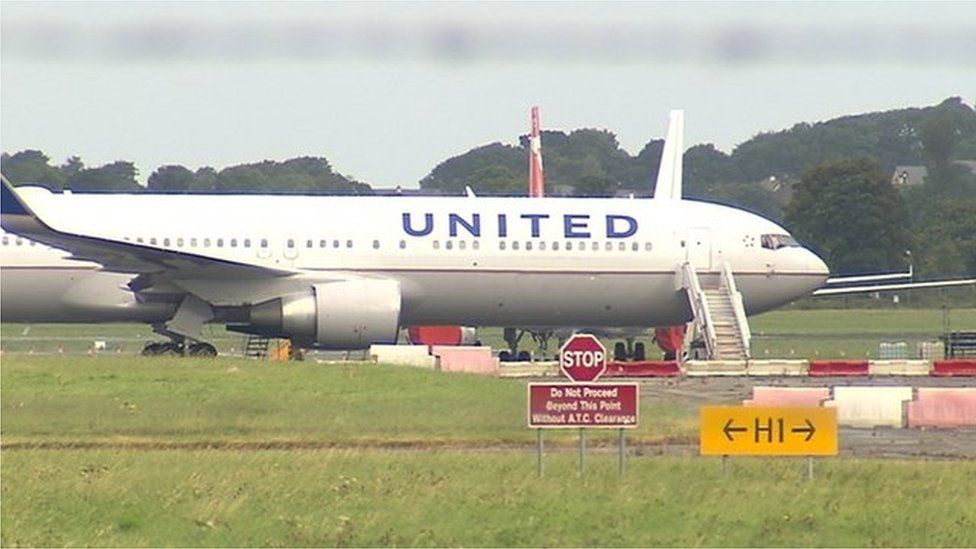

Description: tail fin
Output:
[1,174,35,217]
[528,106,545,198]
[653,110,684,200]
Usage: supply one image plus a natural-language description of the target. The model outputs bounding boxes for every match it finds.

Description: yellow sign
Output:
[700,406,838,456]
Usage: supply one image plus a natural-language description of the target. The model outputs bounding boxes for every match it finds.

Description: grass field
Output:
[3,308,974,359]
[3,354,976,547]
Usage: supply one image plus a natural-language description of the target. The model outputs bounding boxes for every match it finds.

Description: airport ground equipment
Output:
[942,331,976,358]
[680,261,751,360]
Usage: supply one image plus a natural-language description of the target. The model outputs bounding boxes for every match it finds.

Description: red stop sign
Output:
[559,333,607,382]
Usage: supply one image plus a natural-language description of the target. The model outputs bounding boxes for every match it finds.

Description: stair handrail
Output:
[720,261,752,359]
[681,261,717,359]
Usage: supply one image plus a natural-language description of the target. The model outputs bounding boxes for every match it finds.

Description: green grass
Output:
[0,356,694,445]
[3,450,974,547]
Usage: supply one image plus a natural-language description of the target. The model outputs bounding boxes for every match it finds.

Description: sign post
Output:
[528,333,640,476]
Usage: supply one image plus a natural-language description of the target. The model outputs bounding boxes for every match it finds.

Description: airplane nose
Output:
[806,248,830,287]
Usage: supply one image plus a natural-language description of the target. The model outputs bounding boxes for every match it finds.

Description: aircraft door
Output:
[683,227,712,270]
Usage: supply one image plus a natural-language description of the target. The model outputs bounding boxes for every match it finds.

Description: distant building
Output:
[892,161,976,187]
[891,166,929,187]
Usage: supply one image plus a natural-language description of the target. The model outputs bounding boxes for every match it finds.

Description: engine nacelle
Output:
[247,279,401,349]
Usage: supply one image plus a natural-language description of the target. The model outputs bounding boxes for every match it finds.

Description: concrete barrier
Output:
[498,361,560,378]
[907,388,976,428]
[932,359,976,377]
[746,360,809,376]
[809,360,869,377]
[868,360,932,376]
[604,360,682,377]
[683,360,748,377]
[431,346,500,376]
[370,344,436,369]
[744,386,830,407]
[825,386,913,428]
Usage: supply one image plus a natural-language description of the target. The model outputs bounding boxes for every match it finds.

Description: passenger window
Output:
[459,240,467,250]
[592,241,599,251]
[473,240,480,250]
[177,238,184,247]
[286,239,294,249]
[217,238,225,248]
[499,241,506,250]
[645,242,652,251]
[433,240,440,250]
[605,242,612,251]
[306,239,313,249]
[565,241,573,251]
[446,241,453,250]
[632,242,639,252]
[320,239,327,248]
[373,239,380,249]
[260,238,268,248]
[244,238,251,248]
[552,241,559,251]
[333,239,341,248]
[137,237,144,244]
[525,241,533,251]
[618,242,626,251]
[1,237,8,245]
[150,238,157,245]
[346,240,353,249]
[512,241,520,251]
[539,241,547,251]
[399,240,407,249]
[163,238,171,246]
[191,238,198,247]
[230,238,238,248]
[204,238,211,248]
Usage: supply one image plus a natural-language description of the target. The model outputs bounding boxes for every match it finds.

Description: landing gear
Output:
[611,338,646,362]
[499,327,554,362]
[141,340,218,357]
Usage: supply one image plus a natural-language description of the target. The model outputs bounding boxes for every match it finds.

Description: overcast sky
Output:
[2,2,974,187]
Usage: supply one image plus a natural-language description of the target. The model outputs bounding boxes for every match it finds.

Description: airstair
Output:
[243,335,271,359]
[680,261,751,360]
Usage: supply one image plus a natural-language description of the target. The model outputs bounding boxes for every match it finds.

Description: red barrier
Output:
[808,360,869,376]
[603,360,682,378]
[908,388,976,427]
[932,359,976,377]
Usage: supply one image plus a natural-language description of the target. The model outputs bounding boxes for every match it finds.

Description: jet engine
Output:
[244,279,401,349]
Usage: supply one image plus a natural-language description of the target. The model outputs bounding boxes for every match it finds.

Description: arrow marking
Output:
[791,418,816,442]
[723,418,748,441]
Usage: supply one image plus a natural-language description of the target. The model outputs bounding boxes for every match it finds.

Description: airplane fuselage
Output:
[2,189,828,331]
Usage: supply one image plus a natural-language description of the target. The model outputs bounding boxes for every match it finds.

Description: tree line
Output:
[3,97,975,277]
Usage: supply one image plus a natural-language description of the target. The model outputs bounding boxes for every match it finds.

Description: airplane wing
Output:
[653,110,684,200]
[814,278,976,296]
[1,178,290,280]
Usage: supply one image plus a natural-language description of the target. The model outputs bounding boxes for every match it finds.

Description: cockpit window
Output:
[761,233,801,250]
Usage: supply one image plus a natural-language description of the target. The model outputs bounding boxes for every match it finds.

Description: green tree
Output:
[148,165,197,192]
[67,161,142,192]
[785,158,909,274]
[1,150,66,189]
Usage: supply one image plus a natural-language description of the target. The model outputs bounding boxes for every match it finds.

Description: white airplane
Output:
[2,167,830,352]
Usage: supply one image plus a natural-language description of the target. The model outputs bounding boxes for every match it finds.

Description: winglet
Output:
[653,110,684,200]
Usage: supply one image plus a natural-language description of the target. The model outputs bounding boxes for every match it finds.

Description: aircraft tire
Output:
[188,342,218,357]
[633,342,646,362]
[498,350,512,362]
[517,350,531,362]
[613,341,627,362]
